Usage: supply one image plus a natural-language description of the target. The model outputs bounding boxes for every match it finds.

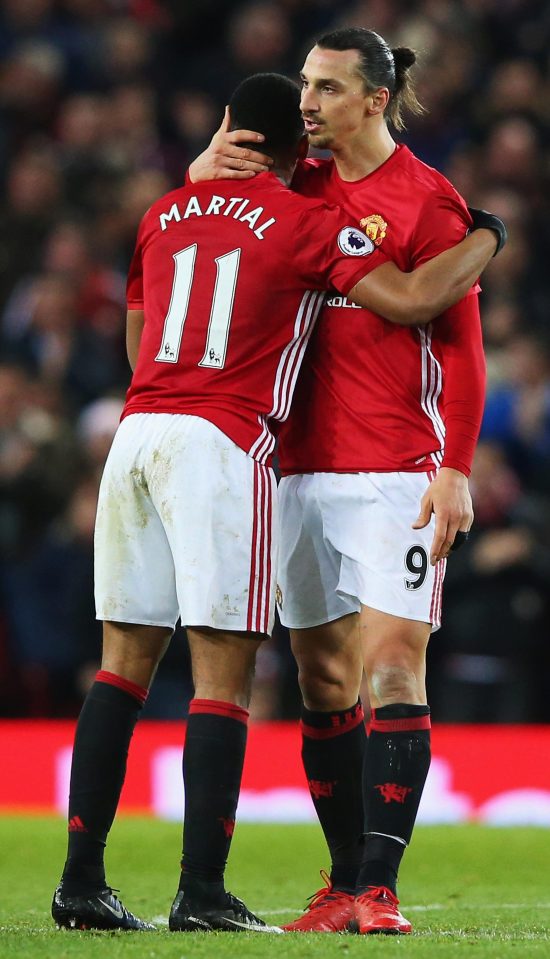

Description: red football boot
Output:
[282,871,355,933]
[354,886,412,935]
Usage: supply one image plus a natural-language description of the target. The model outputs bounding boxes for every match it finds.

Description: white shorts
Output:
[277,471,446,630]
[95,413,277,634]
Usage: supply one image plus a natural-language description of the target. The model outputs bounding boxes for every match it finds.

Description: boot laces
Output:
[304,870,352,912]
[225,891,263,925]
[357,885,399,906]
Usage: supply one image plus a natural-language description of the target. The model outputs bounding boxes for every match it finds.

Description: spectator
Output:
[482,333,550,492]
[429,441,550,722]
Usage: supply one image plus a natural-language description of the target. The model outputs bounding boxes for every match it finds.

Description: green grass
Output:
[0,817,549,957]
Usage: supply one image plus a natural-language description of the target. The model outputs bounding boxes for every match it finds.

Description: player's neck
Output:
[332,123,396,182]
[272,166,294,187]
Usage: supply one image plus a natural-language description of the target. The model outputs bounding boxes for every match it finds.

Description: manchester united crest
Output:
[359,214,387,246]
[275,584,283,608]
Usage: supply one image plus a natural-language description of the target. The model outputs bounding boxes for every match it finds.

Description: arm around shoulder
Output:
[348,228,499,326]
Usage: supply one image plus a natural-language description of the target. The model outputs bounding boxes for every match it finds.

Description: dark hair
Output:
[316,27,425,131]
[229,73,304,157]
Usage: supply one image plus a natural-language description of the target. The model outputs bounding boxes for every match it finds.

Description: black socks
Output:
[358,703,431,894]
[179,699,249,900]
[301,700,367,892]
[62,671,147,893]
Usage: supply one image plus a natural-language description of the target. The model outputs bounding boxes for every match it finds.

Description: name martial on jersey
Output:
[159,194,276,241]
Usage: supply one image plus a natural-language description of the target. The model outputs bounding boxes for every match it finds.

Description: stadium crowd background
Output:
[0,0,549,723]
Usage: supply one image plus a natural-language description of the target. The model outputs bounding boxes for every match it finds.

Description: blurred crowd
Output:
[0,0,549,722]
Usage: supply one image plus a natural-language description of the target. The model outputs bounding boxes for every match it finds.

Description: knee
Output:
[368,663,423,706]
[101,622,172,689]
[297,658,361,711]
[188,628,260,709]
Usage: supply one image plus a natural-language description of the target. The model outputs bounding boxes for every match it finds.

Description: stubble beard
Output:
[308,130,333,150]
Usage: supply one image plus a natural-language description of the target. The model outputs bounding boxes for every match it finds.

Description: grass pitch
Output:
[0,817,549,957]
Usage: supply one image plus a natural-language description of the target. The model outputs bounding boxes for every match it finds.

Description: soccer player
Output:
[189,30,494,935]
[51,71,500,934]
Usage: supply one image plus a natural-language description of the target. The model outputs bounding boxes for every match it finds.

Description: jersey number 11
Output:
[155,244,241,369]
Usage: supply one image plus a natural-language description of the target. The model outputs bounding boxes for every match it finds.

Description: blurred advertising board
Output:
[2,721,550,825]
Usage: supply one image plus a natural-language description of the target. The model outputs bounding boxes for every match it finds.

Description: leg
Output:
[99,620,172,688]
[140,419,279,931]
[52,622,171,931]
[355,608,431,935]
[361,608,430,708]
[292,613,362,711]
[187,625,261,706]
[170,626,281,933]
[282,615,365,933]
[181,626,260,888]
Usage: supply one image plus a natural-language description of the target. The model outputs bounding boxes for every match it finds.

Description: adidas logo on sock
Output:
[68,816,88,832]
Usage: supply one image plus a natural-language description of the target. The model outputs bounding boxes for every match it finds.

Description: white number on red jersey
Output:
[155,244,241,369]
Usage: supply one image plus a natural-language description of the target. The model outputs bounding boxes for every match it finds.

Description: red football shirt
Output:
[278,145,485,476]
[124,173,386,464]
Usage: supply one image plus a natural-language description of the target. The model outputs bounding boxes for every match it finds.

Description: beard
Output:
[307,129,333,150]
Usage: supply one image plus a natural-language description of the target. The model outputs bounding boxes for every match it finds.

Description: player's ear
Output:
[297,134,309,159]
[365,87,390,117]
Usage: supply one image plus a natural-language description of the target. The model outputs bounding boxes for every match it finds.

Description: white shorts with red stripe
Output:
[277,471,445,631]
[95,413,277,634]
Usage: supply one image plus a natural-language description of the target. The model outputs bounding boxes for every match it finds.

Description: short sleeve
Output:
[126,223,145,309]
[411,187,480,296]
[293,203,389,294]
[411,188,471,267]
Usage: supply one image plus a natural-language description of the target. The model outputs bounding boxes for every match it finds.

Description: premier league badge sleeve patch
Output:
[337,226,375,256]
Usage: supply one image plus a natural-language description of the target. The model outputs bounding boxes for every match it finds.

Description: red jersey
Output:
[278,145,485,476]
[124,173,386,465]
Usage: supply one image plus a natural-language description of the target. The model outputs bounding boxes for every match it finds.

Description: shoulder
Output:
[400,147,467,209]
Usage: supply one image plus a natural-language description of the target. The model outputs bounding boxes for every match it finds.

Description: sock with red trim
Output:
[357,702,431,894]
[179,699,248,900]
[61,670,147,893]
[301,700,366,892]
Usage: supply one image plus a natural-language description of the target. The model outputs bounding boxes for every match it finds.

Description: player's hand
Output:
[412,467,473,565]
[467,207,507,256]
[188,106,273,183]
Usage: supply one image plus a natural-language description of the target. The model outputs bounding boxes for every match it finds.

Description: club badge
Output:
[359,214,387,246]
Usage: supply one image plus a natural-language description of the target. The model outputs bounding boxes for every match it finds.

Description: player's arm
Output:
[126,309,144,371]
[348,227,498,325]
[126,221,145,370]
[412,295,485,564]
[188,106,271,182]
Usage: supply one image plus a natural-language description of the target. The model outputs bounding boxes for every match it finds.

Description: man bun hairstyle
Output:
[391,46,425,127]
[229,73,303,157]
[316,28,425,131]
